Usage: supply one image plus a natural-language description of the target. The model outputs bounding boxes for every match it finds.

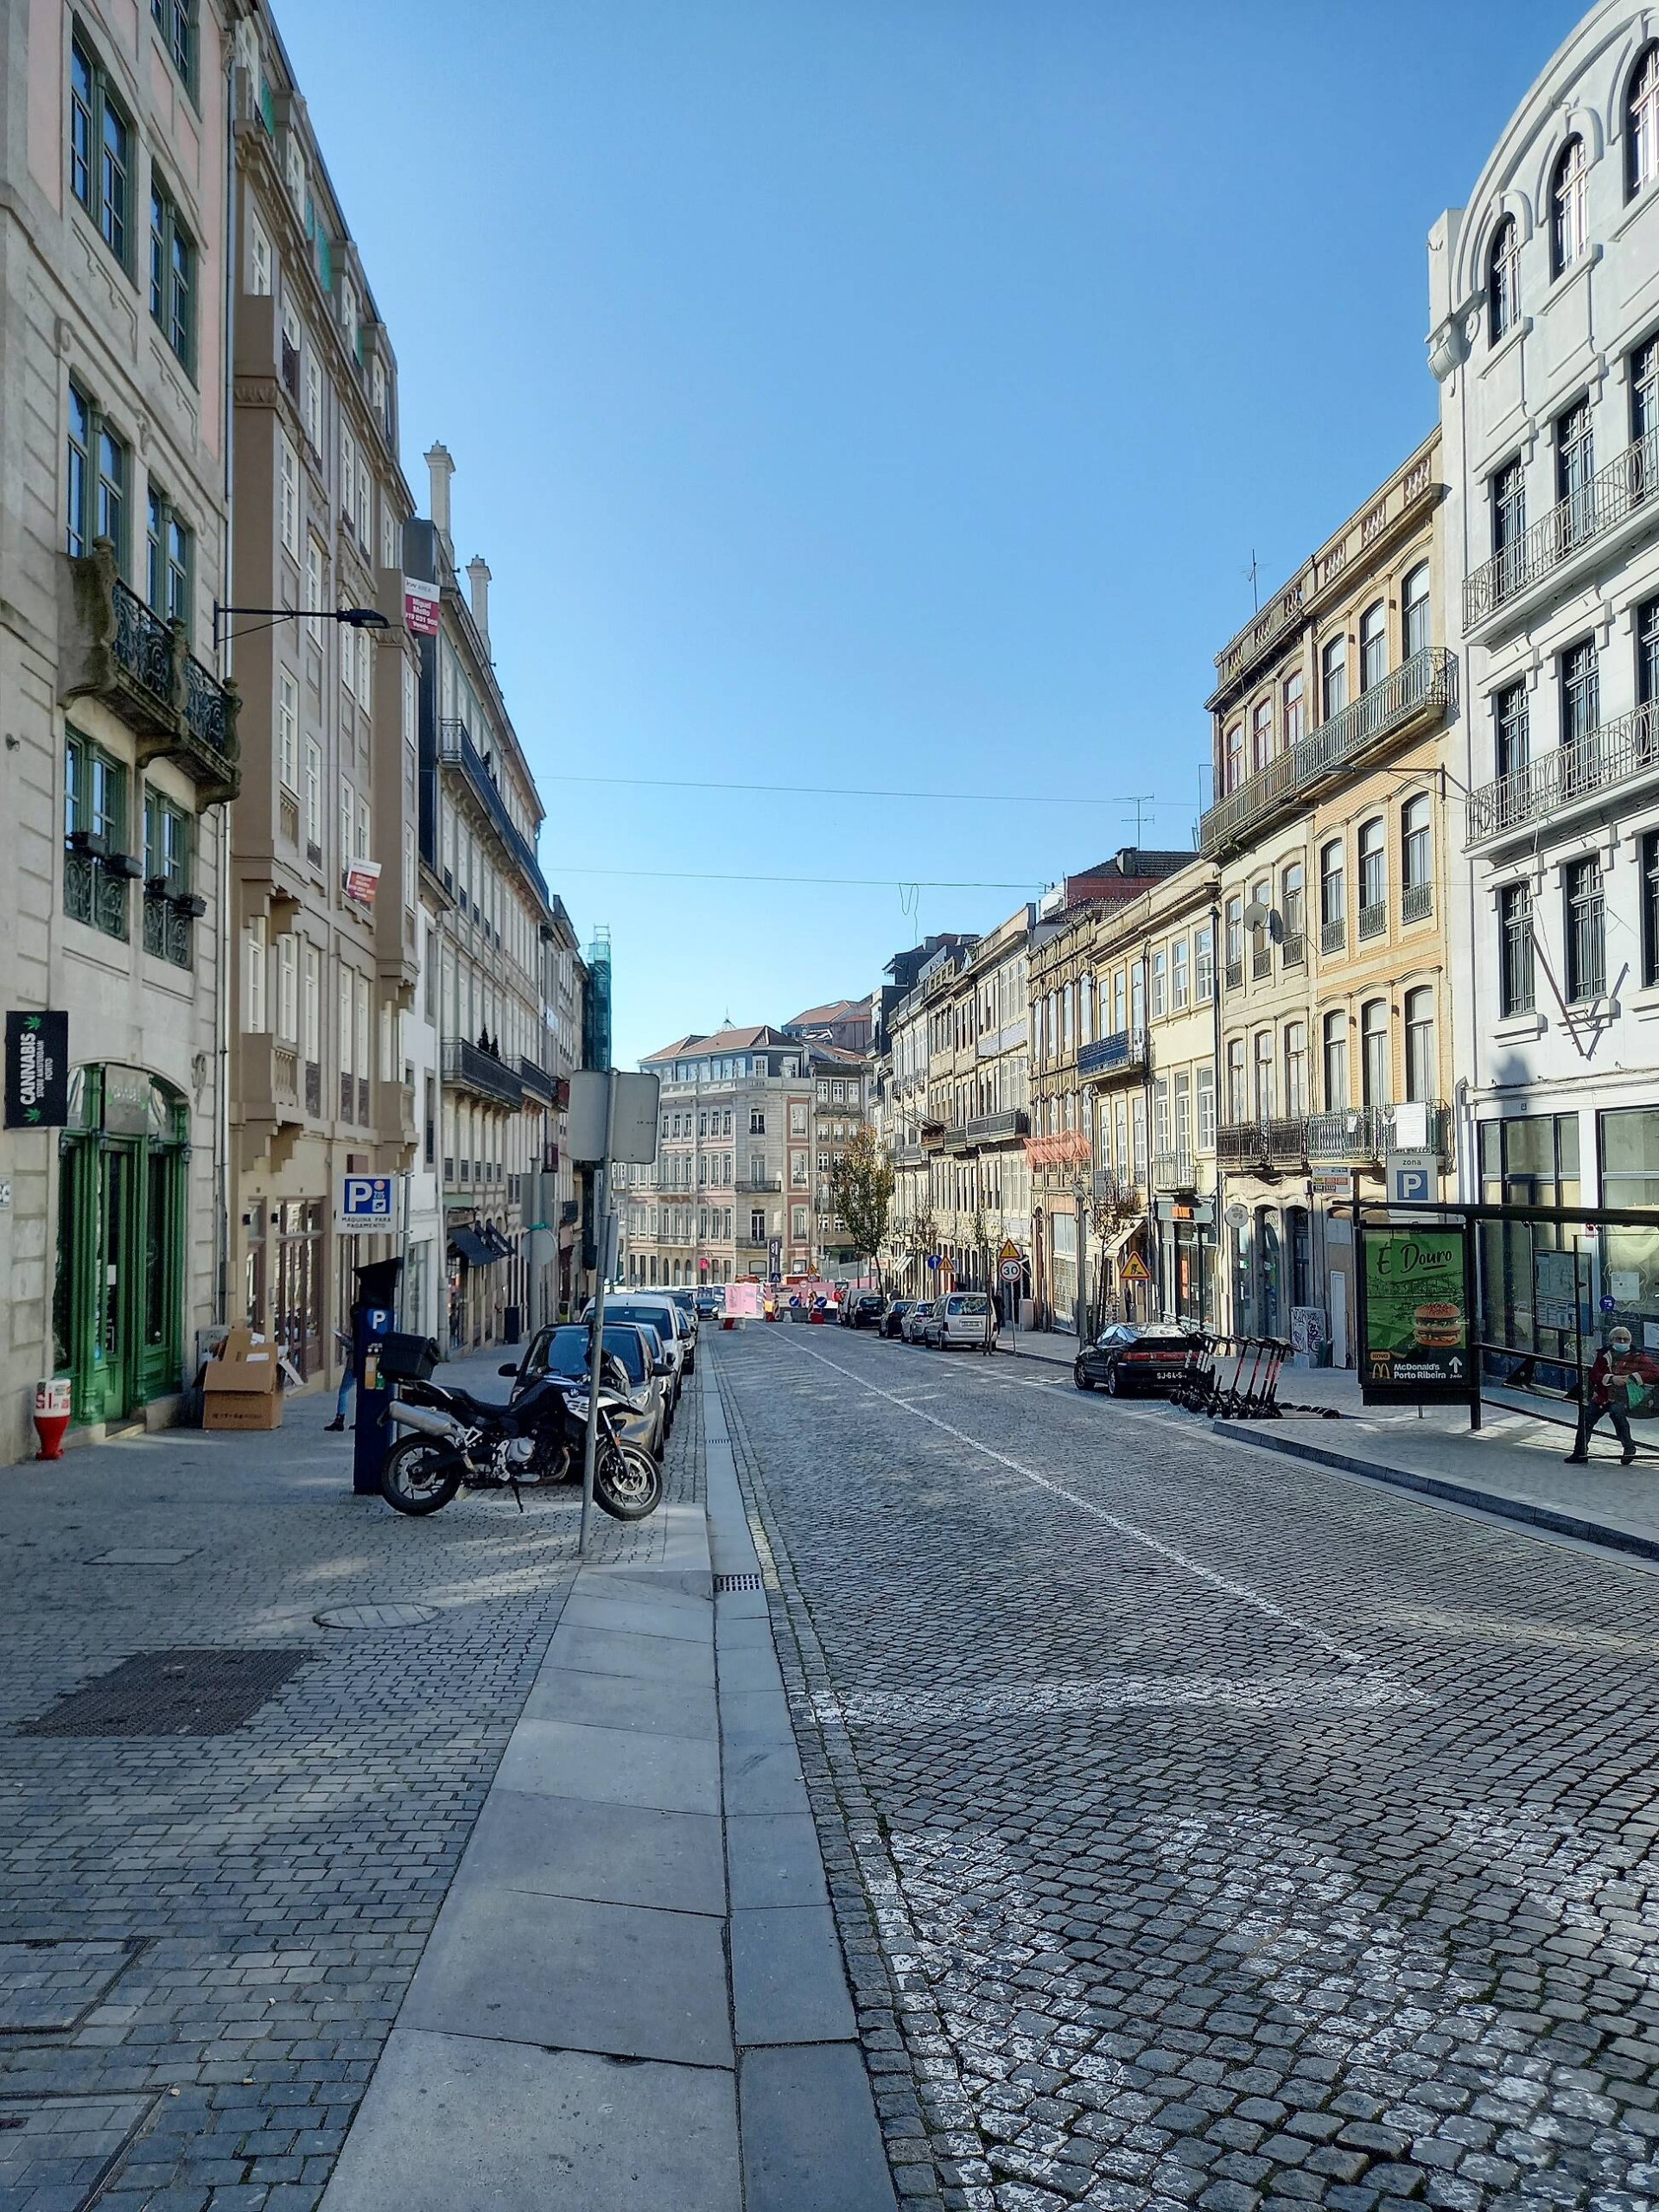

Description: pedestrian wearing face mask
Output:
[1566,1325,1659,1465]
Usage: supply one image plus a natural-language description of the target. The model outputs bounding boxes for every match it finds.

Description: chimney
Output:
[424,442,454,542]
[466,556,492,644]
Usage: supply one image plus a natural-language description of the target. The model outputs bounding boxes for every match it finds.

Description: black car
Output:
[505,1324,671,1458]
[1073,1321,1203,1397]
[841,1291,887,1330]
[880,1300,916,1339]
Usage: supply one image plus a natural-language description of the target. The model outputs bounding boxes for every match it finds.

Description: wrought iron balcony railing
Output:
[439,719,549,906]
[62,547,239,800]
[1463,426,1659,631]
[1152,1149,1197,1192]
[518,1055,556,1103]
[1465,703,1659,846]
[442,1035,524,1108]
[964,1107,1029,1143]
[1199,648,1455,858]
[1077,1028,1147,1081]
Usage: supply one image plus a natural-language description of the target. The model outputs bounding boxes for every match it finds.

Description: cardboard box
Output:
[202,1326,283,1432]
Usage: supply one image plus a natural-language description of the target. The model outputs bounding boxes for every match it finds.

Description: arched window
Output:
[1489,215,1519,340]
[1357,817,1387,938]
[1360,999,1391,1108]
[1628,44,1659,199]
[1225,719,1244,792]
[1322,1010,1348,1112]
[1402,563,1432,659]
[1251,696,1273,771]
[1359,601,1388,692]
[1551,137,1588,277]
[1404,987,1437,1103]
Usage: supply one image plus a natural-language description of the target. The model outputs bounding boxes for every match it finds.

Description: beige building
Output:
[227,11,423,1386]
[810,1044,875,1274]
[0,0,240,1456]
[1200,433,1457,1363]
[926,906,1035,1307]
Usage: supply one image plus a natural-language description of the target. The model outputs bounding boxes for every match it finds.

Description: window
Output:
[1556,398,1593,545]
[1636,339,1659,451]
[149,176,194,368]
[1320,634,1347,721]
[1404,988,1435,1103]
[145,489,190,630]
[66,385,92,557]
[1319,840,1344,949]
[355,795,371,862]
[1560,637,1599,747]
[1551,137,1588,277]
[304,349,323,453]
[276,669,298,792]
[1357,817,1386,936]
[1322,1011,1348,1112]
[1284,1021,1307,1116]
[62,732,129,938]
[1601,1106,1659,1206]
[305,541,324,643]
[340,423,357,531]
[1252,1032,1274,1120]
[1281,861,1305,946]
[1150,950,1166,1019]
[1282,669,1305,751]
[1402,794,1432,919]
[1491,458,1526,594]
[303,740,321,858]
[1500,882,1535,1015]
[1565,855,1605,1001]
[749,1109,765,1135]
[1225,1039,1246,1123]
[1629,45,1659,199]
[70,37,130,265]
[1172,938,1190,1009]
[249,212,271,296]
[1195,924,1213,1002]
[1224,898,1243,977]
[1225,720,1244,792]
[1358,601,1387,692]
[143,790,192,965]
[1196,1065,1216,1151]
[1489,214,1519,340]
[1251,698,1272,772]
[1402,563,1431,659]
[278,434,299,559]
[1494,680,1529,779]
[1130,962,1146,1033]
[245,915,268,1032]
[153,0,195,87]
[1360,1000,1389,1108]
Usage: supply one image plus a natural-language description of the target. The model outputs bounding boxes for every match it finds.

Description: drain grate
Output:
[315,1604,439,1630]
[16,1649,310,1738]
[715,1572,763,1592]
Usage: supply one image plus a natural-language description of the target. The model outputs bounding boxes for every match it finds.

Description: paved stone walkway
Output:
[714,1325,1659,2212]
[0,1351,696,2212]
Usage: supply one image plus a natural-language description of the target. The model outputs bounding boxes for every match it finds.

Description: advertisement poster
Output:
[1361,1224,1472,1404]
[4,1010,69,1128]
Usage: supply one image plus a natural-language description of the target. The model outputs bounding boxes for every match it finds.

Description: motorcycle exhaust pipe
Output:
[386,1400,467,1446]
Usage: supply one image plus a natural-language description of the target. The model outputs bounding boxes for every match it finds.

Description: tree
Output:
[828,1128,896,1287]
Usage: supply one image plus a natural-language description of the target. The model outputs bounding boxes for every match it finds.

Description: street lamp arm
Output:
[212,604,392,651]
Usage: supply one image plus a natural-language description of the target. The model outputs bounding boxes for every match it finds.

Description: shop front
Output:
[53,1065,189,1427]
[1155,1198,1217,1327]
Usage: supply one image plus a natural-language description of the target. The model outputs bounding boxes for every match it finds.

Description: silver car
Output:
[923,1292,998,1350]
[903,1300,936,1344]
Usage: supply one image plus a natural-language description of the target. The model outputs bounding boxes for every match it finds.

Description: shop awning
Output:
[483,1224,516,1257]
[1099,1218,1144,1266]
[450,1228,499,1268]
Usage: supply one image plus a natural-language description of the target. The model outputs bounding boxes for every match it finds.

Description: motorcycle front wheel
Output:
[594,1439,663,1522]
[380,1434,464,1516]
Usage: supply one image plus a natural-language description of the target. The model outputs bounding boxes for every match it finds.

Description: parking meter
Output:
[352,1257,403,1497]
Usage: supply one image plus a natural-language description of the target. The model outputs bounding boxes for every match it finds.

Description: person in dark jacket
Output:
[1566,1325,1659,1464]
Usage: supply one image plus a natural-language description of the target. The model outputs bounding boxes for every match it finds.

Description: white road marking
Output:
[812,1672,1421,1728]
[775,1334,1374,1665]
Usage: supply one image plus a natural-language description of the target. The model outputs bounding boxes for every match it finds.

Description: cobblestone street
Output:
[713,1325,1659,2212]
[0,1370,702,2212]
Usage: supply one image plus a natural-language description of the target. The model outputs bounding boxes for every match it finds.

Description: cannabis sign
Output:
[4,1011,69,1129]
[1360,1223,1472,1405]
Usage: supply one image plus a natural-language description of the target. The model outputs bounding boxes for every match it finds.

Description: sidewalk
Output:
[319,1361,893,2212]
[995,1323,1659,1560]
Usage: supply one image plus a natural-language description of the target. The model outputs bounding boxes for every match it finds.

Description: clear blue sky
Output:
[279,0,1582,1065]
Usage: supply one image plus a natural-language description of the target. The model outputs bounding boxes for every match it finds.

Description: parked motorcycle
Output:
[380,1369,663,1521]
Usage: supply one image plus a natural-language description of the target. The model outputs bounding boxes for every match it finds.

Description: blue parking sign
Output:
[337,1174,395,1233]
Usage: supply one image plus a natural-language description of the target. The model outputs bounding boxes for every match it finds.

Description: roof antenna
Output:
[1246,550,1261,613]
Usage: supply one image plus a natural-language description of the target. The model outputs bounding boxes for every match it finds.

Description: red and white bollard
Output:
[34,1377,72,1461]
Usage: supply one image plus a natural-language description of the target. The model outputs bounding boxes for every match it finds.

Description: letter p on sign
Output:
[337,1173,394,1233]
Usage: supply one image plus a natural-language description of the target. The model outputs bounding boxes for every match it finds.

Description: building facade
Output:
[927,906,1035,1307]
[0,0,240,1454]
[1429,2,1659,1367]
[227,11,422,1388]
[1199,436,1458,1363]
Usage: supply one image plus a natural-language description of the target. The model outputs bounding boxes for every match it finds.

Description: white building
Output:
[1430,0,1659,1352]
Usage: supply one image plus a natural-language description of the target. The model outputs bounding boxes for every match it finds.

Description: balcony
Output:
[1402,882,1433,925]
[943,1124,972,1154]
[1199,648,1456,859]
[1281,931,1306,969]
[60,546,240,802]
[518,1055,556,1104]
[442,1036,524,1108]
[735,1175,782,1192]
[1152,1149,1197,1192]
[1077,1029,1147,1082]
[1320,918,1345,957]
[1306,1103,1450,1162]
[1463,427,1659,635]
[891,1145,925,1169]
[438,719,549,906]
[965,1107,1029,1144]
[1465,703,1659,848]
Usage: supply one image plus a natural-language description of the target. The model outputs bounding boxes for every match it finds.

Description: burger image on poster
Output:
[1413,1302,1462,1349]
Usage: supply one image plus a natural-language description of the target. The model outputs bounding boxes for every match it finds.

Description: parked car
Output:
[584,1295,693,1388]
[841,1291,887,1330]
[1073,1321,1204,1397]
[922,1291,998,1350]
[903,1300,937,1344]
[666,1287,700,1341]
[505,1323,671,1459]
[694,1286,725,1319]
[880,1300,916,1339]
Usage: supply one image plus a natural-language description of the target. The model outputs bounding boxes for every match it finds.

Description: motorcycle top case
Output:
[376,1332,442,1383]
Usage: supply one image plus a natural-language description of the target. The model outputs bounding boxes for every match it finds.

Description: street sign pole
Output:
[578,1068,619,1560]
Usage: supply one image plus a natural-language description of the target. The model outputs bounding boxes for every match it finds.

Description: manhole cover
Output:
[314,1604,440,1630]
[0,2092,158,2209]
[87,1549,197,1565]
[16,1649,309,1738]
[0,1940,145,2034]
[715,1573,763,1592]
